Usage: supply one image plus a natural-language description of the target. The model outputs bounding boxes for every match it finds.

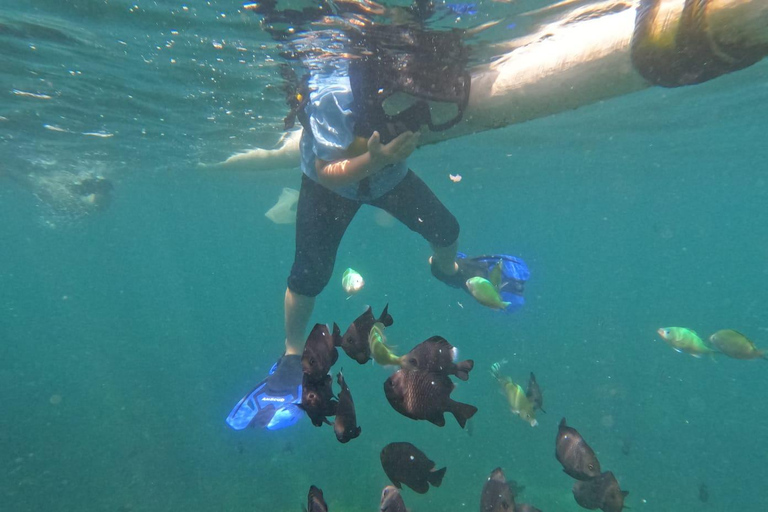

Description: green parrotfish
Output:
[491,361,538,427]
[708,329,767,360]
[657,327,716,358]
[368,322,402,366]
[466,261,510,310]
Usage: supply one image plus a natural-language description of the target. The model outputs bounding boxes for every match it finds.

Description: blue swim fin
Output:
[226,358,304,431]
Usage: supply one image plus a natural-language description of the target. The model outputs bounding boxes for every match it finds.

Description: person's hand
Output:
[367,130,419,168]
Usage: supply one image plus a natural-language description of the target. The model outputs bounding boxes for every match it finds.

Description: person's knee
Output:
[287,264,333,297]
[429,213,460,248]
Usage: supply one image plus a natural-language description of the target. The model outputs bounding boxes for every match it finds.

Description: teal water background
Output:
[2,1,768,511]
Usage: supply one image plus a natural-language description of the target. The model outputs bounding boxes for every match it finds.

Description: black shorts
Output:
[287,171,460,297]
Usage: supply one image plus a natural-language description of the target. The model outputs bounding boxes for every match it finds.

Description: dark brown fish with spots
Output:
[307,485,328,512]
[384,368,478,428]
[380,442,446,494]
[400,335,474,380]
[525,372,545,412]
[302,323,339,382]
[480,467,515,512]
[556,417,601,480]
[334,370,361,443]
[299,373,337,427]
[379,485,407,512]
[516,505,542,512]
[338,305,393,364]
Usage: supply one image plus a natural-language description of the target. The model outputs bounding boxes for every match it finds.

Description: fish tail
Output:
[379,303,394,327]
[490,359,507,380]
[455,359,474,381]
[428,466,447,488]
[450,399,478,429]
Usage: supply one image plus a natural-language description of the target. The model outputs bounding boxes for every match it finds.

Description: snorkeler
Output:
[226,2,529,431]
[2,157,114,217]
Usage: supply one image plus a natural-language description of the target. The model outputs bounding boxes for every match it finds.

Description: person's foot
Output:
[430,253,490,291]
[225,354,304,431]
[431,253,530,312]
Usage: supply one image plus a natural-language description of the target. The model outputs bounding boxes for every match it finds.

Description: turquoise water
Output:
[2,1,768,511]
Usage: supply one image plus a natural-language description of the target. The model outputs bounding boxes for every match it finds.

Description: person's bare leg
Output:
[284,287,315,355]
[430,240,459,275]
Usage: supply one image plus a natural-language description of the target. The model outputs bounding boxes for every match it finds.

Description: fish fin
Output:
[410,480,430,494]
[424,335,450,344]
[428,466,447,488]
[428,412,447,427]
[450,400,478,428]
[379,303,394,327]
[332,322,342,347]
[490,360,506,380]
[455,360,474,381]
[507,481,524,497]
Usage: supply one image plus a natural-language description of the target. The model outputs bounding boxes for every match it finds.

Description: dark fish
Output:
[598,471,628,512]
[400,335,474,380]
[299,373,337,427]
[384,369,478,428]
[379,485,407,512]
[556,418,601,480]
[307,485,328,512]
[515,505,542,512]
[338,305,393,364]
[573,471,628,512]
[334,371,361,443]
[480,467,515,512]
[525,372,545,413]
[620,438,631,456]
[508,480,525,497]
[698,483,709,503]
[380,442,446,494]
[572,478,604,510]
[302,323,339,382]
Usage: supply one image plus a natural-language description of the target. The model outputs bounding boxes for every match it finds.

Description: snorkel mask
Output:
[349,24,471,143]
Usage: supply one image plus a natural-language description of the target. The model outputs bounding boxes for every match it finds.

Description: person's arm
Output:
[315,130,419,188]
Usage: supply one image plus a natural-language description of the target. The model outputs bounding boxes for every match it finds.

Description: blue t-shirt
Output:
[299,69,408,201]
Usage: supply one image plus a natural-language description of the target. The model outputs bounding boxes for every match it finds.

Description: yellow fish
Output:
[709,330,767,360]
[368,322,402,366]
[657,327,716,358]
[466,261,510,310]
[490,361,538,427]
